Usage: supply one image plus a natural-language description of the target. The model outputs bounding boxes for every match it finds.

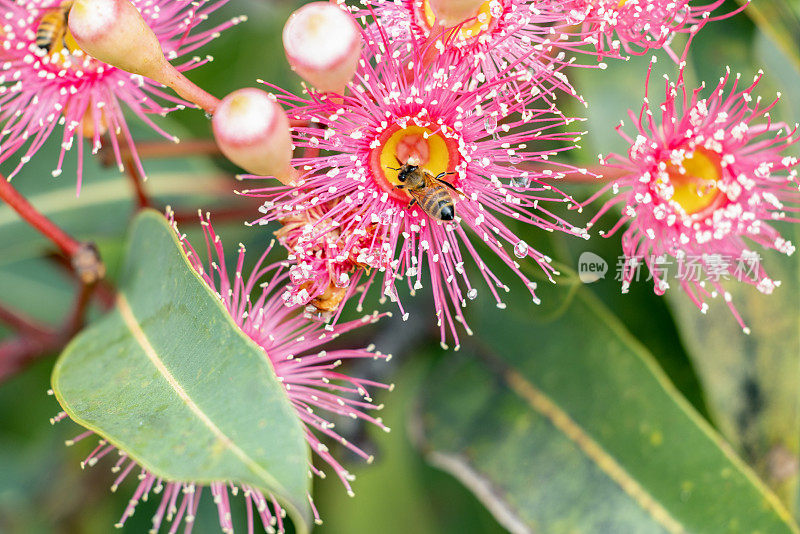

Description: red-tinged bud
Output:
[69,0,220,113]
[68,0,164,77]
[282,3,361,94]
[428,0,485,27]
[212,88,296,185]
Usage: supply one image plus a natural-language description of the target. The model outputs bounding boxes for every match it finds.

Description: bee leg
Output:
[407,198,418,209]
[434,174,464,196]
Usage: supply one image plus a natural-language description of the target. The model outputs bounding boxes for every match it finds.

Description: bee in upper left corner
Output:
[35,0,74,54]
[390,157,462,222]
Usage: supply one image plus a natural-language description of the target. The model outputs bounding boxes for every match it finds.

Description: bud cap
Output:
[212,88,295,184]
[283,2,361,93]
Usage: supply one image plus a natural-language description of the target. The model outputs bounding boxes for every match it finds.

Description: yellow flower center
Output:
[370,125,459,201]
[661,148,723,216]
[419,0,496,41]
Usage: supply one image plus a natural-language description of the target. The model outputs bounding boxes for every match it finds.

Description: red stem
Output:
[0,176,82,258]
[0,281,96,381]
[155,61,221,115]
[0,302,50,337]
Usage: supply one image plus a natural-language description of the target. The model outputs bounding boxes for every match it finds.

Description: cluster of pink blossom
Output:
[3,0,797,530]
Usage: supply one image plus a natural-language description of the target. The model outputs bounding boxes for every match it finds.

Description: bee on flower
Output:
[585,60,800,331]
[53,213,392,533]
[239,11,590,348]
[0,0,241,191]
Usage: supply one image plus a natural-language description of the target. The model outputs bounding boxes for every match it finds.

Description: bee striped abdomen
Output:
[35,3,71,52]
[419,187,455,221]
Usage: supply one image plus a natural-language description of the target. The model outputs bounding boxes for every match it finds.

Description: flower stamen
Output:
[661,148,723,217]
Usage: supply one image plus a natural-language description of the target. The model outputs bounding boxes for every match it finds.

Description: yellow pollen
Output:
[304,12,325,35]
[379,126,451,187]
[662,149,722,216]
[422,0,494,40]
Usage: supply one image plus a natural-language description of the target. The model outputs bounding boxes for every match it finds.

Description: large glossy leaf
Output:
[666,224,800,510]
[51,210,311,530]
[416,286,799,533]
[314,355,507,534]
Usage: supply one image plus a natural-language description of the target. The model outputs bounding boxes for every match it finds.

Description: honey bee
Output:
[390,158,460,221]
[35,1,73,54]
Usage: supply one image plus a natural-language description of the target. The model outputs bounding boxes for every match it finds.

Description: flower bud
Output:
[212,88,295,184]
[68,0,220,113]
[282,3,361,93]
[428,0,485,27]
[68,0,165,78]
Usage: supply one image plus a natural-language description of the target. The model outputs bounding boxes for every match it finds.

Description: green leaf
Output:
[314,354,507,534]
[51,210,311,531]
[417,286,799,533]
[666,223,800,510]
[737,0,800,73]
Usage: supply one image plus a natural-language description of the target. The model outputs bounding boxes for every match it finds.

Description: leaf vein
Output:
[116,292,284,494]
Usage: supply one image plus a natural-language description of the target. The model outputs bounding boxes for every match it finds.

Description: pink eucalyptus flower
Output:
[247,26,589,348]
[54,213,391,532]
[0,0,242,191]
[586,62,800,330]
[561,0,737,60]
[273,200,390,324]
[367,0,588,91]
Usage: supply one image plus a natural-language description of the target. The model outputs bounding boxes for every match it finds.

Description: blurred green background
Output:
[1,0,799,532]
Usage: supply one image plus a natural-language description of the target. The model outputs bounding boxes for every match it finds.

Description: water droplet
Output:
[511,174,531,188]
[204,112,213,120]
[514,241,529,258]
[484,116,497,133]
[467,288,478,300]
[332,136,343,148]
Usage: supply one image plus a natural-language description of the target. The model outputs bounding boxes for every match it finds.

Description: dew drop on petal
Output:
[484,116,497,133]
[511,174,531,188]
[467,288,478,300]
[514,241,529,258]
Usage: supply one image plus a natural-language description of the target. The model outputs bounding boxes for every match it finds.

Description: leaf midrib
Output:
[477,288,800,533]
[473,338,687,534]
[115,291,287,495]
